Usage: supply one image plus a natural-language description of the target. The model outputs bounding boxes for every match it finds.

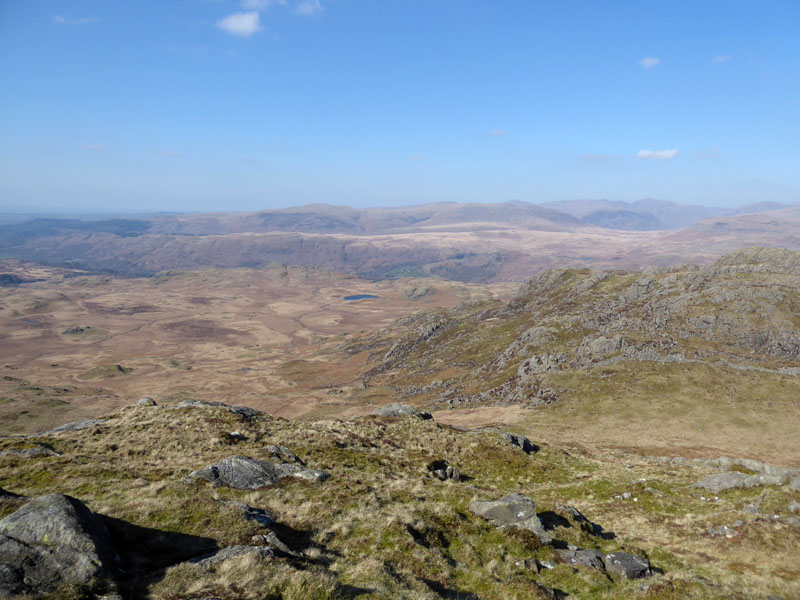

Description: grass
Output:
[2,401,799,599]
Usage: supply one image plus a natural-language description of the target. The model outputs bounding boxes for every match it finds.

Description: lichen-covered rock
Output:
[426,459,461,481]
[0,445,61,458]
[183,455,329,489]
[372,403,433,420]
[190,545,275,568]
[265,445,306,465]
[32,418,108,437]
[694,471,784,493]
[500,432,539,454]
[176,400,263,419]
[557,548,605,571]
[135,396,157,407]
[469,493,551,544]
[0,494,117,597]
[604,551,651,579]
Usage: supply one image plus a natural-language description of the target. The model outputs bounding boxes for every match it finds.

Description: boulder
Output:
[224,501,276,528]
[469,493,551,544]
[0,494,117,597]
[604,551,651,579]
[135,396,157,407]
[500,432,539,454]
[32,419,108,437]
[190,545,275,568]
[426,459,461,481]
[790,477,800,491]
[557,548,605,571]
[265,445,306,466]
[371,403,433,420]
[184,455,329,489]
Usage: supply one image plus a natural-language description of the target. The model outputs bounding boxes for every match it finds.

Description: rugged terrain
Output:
[2,399,799,599]
[2,248,800,599]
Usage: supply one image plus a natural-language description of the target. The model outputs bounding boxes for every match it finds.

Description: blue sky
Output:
[0,1,798,213]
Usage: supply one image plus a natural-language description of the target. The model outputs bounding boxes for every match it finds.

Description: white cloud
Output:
[83,143,107,151]
[216,12,262,36]
[296,0,323,16]
[53,15,99,26]
[410,155,423,162]
[639,57,660,69]
[155,150,182,157]
[491,129,505,137]
[242,0,287,8]
[637,149,678,160]
[712,55,732,63]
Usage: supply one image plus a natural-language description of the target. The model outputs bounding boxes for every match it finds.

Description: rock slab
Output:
[0,494,117,596]
[184,455,329,489]
[469,493,551,544]
[604,551,651,579]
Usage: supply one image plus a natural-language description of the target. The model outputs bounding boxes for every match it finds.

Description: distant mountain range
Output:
[1,200,799,282]
[539,198,794,231]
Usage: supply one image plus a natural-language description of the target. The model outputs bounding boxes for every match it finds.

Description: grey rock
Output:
[790,477,800,491]
[0,494,117,596]
[190,545,275,568]
[184,455,329,489]
[265,445,306,466]
[0,487,26,502]
[32,419,108,437]
[789,501,800,513]
[604,551,651,579]
[694,471,784,493]
[251,532,299,557]
[135,396,157,407]
[469,493,551,544]
[585,335,624,357]
[557,548,606,571]
[558,504,603,536]
[517,353,567,378]
[224,501,276,528]
[371,403,433,420]
[404,285,433,299]
[0,445,61,458]
[175,400,263,419]
[500,432,538,454]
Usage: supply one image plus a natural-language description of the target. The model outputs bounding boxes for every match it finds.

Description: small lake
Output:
[344,294,380,301]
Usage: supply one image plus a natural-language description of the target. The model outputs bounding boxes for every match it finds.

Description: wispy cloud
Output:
[637,149,678,160]
[242,0,288,8]
[639,57,660,69]
[693,146,721,159]
[83,143,107,152]
[155,150,182,157]
[712,55,733,64]
[53,15,99,26]
[216,12,262,36]
[296,0,323,16]
[410,155,423,162]
[491,129,505,137]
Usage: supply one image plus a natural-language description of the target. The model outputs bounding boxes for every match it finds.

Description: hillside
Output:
[1,399,799,599]
[316,248,800,465]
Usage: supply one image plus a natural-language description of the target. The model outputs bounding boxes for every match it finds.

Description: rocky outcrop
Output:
[0,494,117,597]
[500,432,539,454]
[426,459,461,481]
[190,545,275,568]
[557,548,605,570]
[469,493,551,544]
[0,444,61,458]
[694,471,787,493]
[175,400,263,419]
[372,403,433,420]
[135,396,157,407]
[604,551,651,579]
[184,455,329,489]
[32,418,108,437]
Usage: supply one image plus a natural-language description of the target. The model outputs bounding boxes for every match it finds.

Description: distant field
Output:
[0,260,514,434]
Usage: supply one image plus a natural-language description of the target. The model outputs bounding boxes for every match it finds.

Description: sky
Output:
[0,0,798,213]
